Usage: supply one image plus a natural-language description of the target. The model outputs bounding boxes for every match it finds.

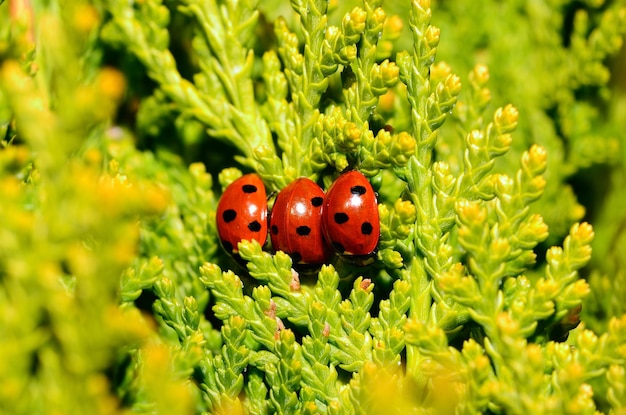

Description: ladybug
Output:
[216,173,268,255]
[270,178,333,267]
[322,171,380,264]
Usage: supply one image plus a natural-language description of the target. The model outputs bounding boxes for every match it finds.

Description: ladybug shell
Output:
[216,174,267,254]
[322,171,379,262]
[270,178,333,265]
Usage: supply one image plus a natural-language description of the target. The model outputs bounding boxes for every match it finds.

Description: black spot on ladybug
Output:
[223,209,237,223]
[296,226,311,236]
[311,196,323,207]
[331,241,345,253]
[334,212,349,224]
[242,184,258,193]
[248,221,262,232]
[361,222,373,235]
[271,224,279,235]
[351,185,366,195]
[222,241,234,252]
[291,252,303,263]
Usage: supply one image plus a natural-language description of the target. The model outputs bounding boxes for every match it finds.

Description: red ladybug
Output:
[322,171,379,264]
[216,174,268,255]
[270,178,333,267]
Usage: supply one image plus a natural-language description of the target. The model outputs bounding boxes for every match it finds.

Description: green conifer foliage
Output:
[1,0,625,413]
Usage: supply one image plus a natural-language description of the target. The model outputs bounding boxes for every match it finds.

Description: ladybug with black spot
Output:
[322,170,380,265]
[216,173,267,255]
[270,177,333,268]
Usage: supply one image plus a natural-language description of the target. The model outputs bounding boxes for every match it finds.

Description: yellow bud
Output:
[375,128,392,147]
[433,161,454,189]
[425,26,440,48]
[430,61,452,84]
[384,15,403,39]
[344,122,362,146]
[490,237,511,259]
[522,144,547,175]
[372,7,386,26]
[340,44,357,62]
[572,279,590,297]
[494,104,519,133]
[527,344,543,366]
[494,174,514,197]
[578,328,598,351]
[345,7,367,36]
[467,130,485,150]
[85,148,102,166]
[189,162,206,177]
[546,246,563,264]
[395,198,416,222]
[529,176,546,194]
[608,364,625,382]
[478,88,492,107]
[393,131,416,156]
[571,222,594,245]
[496,312,519,336]
[97,67,126,101]
[470,64,490,86]
[445,73,462,96]
[325,25,339,41]
[380,60,399,87]
[378,89,395,112]
[457,200,486,226]
[73,4,99,34]
[527,214,549,240]
[417,0,432,13]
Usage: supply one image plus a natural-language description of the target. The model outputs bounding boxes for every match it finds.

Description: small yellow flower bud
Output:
[578,328,598,351]
[522,144,547,175]
[445,73,462,96]
[183,296,198,311]
[526,214,549,241]
[546,246,563,264]
[490,237,511,260]
[457,200,486,226]
[527,343,543,366]
[572,279,590,297]
[492,132,512,153]
[496,312,519,336]
[378,89,395,112]
[470,64,490,86]
[494,104,519,133]
[73,4,99,34]
[395,198,417,223]
[417,0,432,13]
[494,174,514,197]
[467,130,485,151]
[375,128,392,147]
[430,61,452,84]
[536,278,558,297]
[340,45,357,62]
[344,121,362,149]
[425,26,440,48]
[380,60,399,87]
[344,7,367,38]
[189,162,207,178]
[608,364,625,382]
[372,7,387,27]
[325,25,340,41]
[478,88,492,107]
[571,221,594,245]
[384,15,403,39]
[433,161,455,189]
